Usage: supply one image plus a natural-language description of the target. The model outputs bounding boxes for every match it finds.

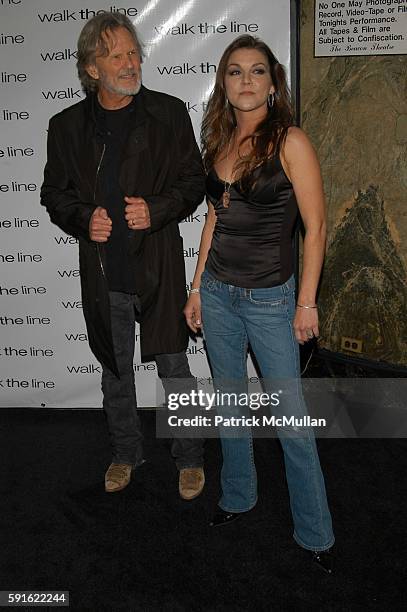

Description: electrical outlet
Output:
[341,336,363,353]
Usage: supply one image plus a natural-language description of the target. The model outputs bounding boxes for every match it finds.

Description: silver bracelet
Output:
[189,288,200,294]
[296,303,318,309]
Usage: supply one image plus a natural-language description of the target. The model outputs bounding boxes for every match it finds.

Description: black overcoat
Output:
[41,86,205,376]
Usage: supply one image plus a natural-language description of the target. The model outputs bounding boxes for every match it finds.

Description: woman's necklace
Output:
[222,136,234,209]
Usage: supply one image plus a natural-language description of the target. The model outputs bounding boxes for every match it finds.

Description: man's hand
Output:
[125,196,151,230]
[89,206,112,242]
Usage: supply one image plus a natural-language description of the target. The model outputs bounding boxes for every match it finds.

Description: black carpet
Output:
[1,408,406,611]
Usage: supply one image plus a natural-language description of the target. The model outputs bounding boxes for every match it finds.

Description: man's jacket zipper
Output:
[93,144,107,281]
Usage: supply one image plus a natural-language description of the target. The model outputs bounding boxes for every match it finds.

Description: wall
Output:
[0,0,293,407]
[300,0,407,367]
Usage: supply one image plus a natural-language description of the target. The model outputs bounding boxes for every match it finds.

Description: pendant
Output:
[222,191,230,208]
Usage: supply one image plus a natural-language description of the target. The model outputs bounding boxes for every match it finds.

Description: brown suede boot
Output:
[179,467,205,500]
[105,463,133,493]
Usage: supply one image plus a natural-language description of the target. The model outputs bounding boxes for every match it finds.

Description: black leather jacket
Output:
[41,86,205,375]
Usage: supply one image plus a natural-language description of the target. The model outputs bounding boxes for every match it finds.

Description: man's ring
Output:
[131,219,136,226]
[306,329,314,338]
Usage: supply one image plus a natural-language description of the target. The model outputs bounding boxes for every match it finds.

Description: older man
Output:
[41,13,205,498]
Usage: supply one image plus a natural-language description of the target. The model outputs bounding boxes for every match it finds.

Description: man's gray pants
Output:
[101,291,204,469]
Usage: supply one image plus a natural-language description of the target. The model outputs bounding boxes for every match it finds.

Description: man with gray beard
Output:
[41,13,206,499]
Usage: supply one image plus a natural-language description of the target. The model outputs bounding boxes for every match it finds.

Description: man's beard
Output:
[100,70,142,96]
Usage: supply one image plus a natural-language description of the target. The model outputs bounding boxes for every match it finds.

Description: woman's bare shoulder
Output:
[283,127,317,163]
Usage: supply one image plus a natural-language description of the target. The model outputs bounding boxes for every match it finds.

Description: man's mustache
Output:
[119,70,138,78]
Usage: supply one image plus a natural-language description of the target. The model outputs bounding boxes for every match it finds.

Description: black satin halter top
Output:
[205,154,298,288]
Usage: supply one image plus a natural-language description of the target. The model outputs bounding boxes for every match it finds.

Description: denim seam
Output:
[248,296,284,306]
[219,498,258,514]
[293,532,335,552]
[103,292,143,465]
[234,305,257,508]
[239,329,257,508]
[286,299,332,548]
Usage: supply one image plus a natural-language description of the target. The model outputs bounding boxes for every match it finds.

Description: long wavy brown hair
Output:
[201,35,294,192]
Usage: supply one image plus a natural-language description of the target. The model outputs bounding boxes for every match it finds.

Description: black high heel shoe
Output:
[209,507,245,527]
[310,548,334,574]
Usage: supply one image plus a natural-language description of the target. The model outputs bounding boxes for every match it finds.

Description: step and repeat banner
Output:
[0,0,293,408]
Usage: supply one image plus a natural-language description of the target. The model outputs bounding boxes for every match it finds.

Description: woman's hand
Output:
[184,293,202,333]
[293,306,319,345]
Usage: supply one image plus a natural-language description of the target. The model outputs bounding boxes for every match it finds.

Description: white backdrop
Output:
[0,0,292,408]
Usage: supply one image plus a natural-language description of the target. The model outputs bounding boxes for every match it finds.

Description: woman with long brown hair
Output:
[184,35,334,572]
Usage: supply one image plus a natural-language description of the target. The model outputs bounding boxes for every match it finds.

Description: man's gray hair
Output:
[76,12,143,93]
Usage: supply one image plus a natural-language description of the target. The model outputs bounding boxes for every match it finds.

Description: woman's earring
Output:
[267,93,275,109]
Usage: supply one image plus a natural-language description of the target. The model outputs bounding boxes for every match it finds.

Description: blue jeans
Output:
[101,291,204,470]
[200,269,334,551]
